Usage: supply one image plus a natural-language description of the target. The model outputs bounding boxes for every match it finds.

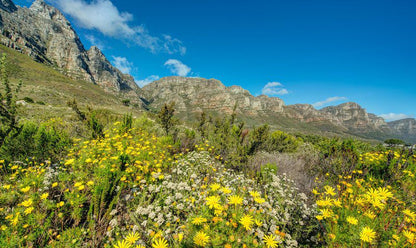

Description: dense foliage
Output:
[0,56,415,247]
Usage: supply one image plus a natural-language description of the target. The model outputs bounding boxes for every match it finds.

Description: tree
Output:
[157,102,178,135]
[384,138,405,147]
[0,54,22,148]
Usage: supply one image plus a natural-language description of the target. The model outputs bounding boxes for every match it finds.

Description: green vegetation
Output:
[0,48,415,248]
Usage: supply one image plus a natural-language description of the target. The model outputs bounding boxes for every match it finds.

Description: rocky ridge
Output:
[1,0,415,142]
[143,77,416,142]
[0,0,141,99]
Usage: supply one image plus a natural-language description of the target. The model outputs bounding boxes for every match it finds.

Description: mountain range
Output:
[1,0,415,143]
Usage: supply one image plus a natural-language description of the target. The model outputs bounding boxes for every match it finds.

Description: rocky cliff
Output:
[0,0,141,98]
[387,119,416,143]
[143,76,416,142]
[143,77,285,118]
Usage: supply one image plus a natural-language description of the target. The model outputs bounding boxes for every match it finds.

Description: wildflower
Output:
[24,207,34,215]
[324,185,336,196]
[364,211,376,219]
[228,195,243,206]
[316,197,333,207]
[64,159,75,166]
[56,201,65,208]
[3,184,11,190]
[125,232,140,244]
[192,216,208,225]
[20,199,33,207]
[193,231,210,246]
[41,193,49,200]
[151,237,169,248]
[328,233,336,240]
[206,195,221,209]
[403,209,416,221]
[254,197,266,204]
[320,209,332,219]
[360,226,376,243]
[263,234,279,248]
[346,216,358,225]
[113,240,132,248]
[52,182,58,188]
[210,183,221,191]
[249,191,261,198]
[239,214,254,231]
[403,231,415,244]
[220,187,232,194]
[20,186,30,193]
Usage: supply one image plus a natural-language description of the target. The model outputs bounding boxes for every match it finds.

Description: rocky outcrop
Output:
[0,0,141,97]
[319,102,390,131]
[387,119,416,142]
[0,0,16,13]
[143,77,285,116]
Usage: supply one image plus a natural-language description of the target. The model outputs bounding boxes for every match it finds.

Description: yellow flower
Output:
[254,197,266,204]
[263,234,279,248]
[52,182,58,188]
[192,216,208,225]
[20,186,30,193]
[220,187,232,194]
[320,209,332,219]
[64,159,75,166]
[20,199,33,207]
[3,184,11,190]
[210,183,221,192]
[228,195,243,206]
[346,216,358,225]
[87,181,94,186]
[324,185,336,196]
[239,214,254,231]
[41,193,49,200]
[360,226,376,243]
[364,211,376,220]
[403,231,415,244]
[249,191,261,198]
[56,201,65,208]
[24,207,34,215]
[151,237,169,248]
[193,231,210,247]
[206,195,221,209]
[125,232,140,244]
[113,240,132,248]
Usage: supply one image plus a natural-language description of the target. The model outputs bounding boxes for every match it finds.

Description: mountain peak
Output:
[30,0,68,24]
[0,0,17,13]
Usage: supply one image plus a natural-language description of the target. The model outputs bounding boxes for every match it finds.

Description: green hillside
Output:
[0,45,143,123]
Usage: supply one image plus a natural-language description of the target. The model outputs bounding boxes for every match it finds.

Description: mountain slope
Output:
[0,44,142,122]
[0,0,142,100]
[143,76,416,142]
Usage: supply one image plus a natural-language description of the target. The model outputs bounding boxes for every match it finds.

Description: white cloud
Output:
[135,75,160,87]
[312,96,348,108]
[52,0,186,54]
[379,113,413,122]
[261,82,289,96]
[164,59,191,77]
[111,56,133,74]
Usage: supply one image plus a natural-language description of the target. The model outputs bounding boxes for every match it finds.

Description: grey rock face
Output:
[143,76,285,116]
[388,118,416,139]
[0,0,141,96]
[0,0,16,13]
[319,102,389,130]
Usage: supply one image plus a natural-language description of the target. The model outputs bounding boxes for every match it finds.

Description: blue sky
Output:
[14,0,416,121]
